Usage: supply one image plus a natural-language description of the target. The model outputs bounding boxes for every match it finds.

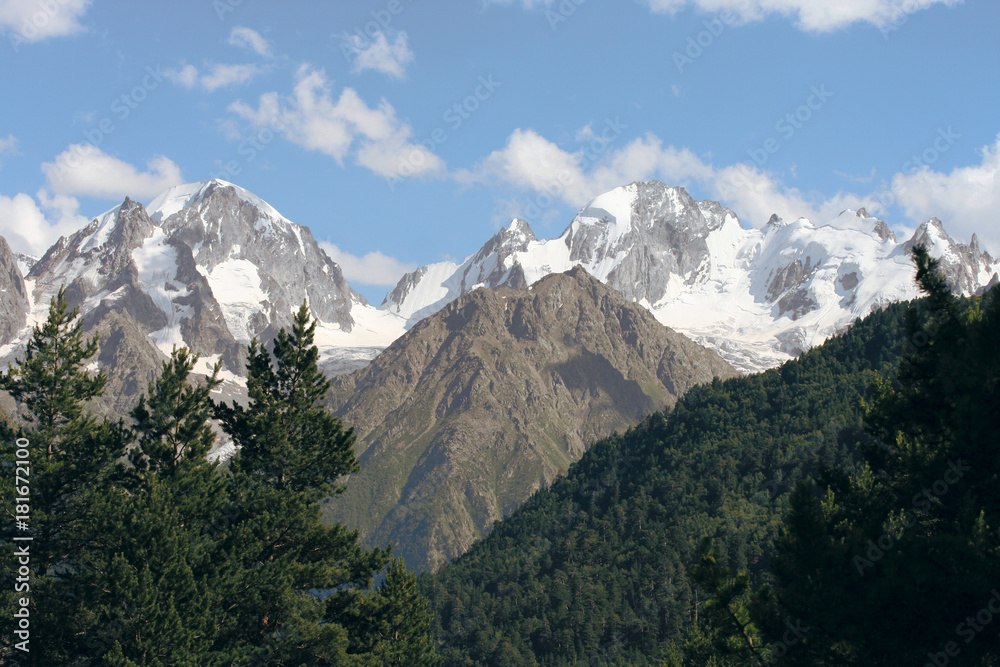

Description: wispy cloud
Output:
[0,134,19,167]
[643,0,964,33]
[483,0,963,33]
[166,63,261,92]
[345,30,415,79]
[228,25,272,58]
[228,64,444,179]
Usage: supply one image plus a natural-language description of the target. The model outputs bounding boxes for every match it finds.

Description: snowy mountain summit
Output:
[2,179,996,383]
[1,179,405,381]
[381,181,999,373]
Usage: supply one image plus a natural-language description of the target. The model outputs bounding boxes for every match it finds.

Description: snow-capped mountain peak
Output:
[381,180,1000,373]
[147,178,285,226]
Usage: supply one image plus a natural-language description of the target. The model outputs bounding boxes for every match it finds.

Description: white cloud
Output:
[167,64,200,88]
[461,126,875,229]
[229,25,272,57]
[200,63,261,91]
[890,134,1000,252]
[642,0,963,33]
[463,123,1000,257]
[346,31,414,79]
[167,63,261,92]
[458,129,714,209]
[42,145,184,200]
[228,64,444,178]
[0,133,18,155]
[320,242,416,287]
[0,190,89,257]
[711,162,867,226]
[0,0,90,45]
[484,0,962,32]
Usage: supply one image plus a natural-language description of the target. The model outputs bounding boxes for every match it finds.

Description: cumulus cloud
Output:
[345,30,414,79]
[711,162,868,226]
[461,126,880,230]
[484,0,962,32]
[42,145,184,200]
[0,0,90,44]
[167,63,261,92]
[0,133,18,155]
[462,122,1000,257]
[890,134,1000,252]
[228,64,444,179]
[0,190,90,257]
[458,128,715,210]
[644,0,963,32]
[228,25,272,57]
[320,242,416,287]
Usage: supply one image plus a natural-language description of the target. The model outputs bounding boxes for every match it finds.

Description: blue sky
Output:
[1,0,997,303]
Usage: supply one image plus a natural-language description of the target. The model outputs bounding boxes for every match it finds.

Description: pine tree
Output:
[217,302,358,500]
[681,539,767,667]
[215,303,440,664]
[0,288,126,665]
[338,558,443,666]
[757,246,1000,665]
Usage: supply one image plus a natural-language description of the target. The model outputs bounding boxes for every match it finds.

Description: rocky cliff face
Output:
[325,266,737,571]
[383,218,537,325]
[151,180,361,340]
[1,179,379,425]
[0,236,28,346]
[22,195,245,374]
[380,181,1000,373]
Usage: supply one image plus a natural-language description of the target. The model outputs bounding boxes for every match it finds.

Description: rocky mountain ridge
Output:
[384,181,999,372]
[325,266,737,571]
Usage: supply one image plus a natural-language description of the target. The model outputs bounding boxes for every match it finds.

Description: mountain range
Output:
[382,181,999,372]
[1,177,997,568]
[324,266,736,571]
[3,178,997,380]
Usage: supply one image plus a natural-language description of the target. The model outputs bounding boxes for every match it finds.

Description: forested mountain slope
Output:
[421,299,910,665]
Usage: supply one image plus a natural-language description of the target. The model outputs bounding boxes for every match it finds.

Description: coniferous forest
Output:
[0,298,440,665]
[1,247,997,665]
[420,248,1000,666]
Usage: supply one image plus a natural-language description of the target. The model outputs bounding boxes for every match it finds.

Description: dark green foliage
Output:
[0,289,127,664]
[217,303,358,500]
[424,298,910,665]
[755,248,1000,665]
[0,287,107,452]
[1,296,440,665]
